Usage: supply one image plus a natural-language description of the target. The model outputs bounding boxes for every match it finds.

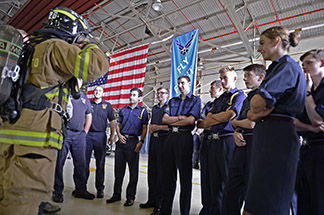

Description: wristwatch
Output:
[139,139,144,143]
[306,91,312,97]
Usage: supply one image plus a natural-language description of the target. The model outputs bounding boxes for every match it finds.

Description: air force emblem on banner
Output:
[176,33,194,55]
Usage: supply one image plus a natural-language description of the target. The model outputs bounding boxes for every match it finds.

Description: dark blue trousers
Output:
[160,132,193,215]
[54,130,87,194]
[222,135,253,215]
[192,133,201,168]
[244,120,299,215]
[147,135,167,207]
[85,131,107,192]
[112,138,139,200]
[297,144,324,215]
[206,136,236,215]
[199,136,212,215]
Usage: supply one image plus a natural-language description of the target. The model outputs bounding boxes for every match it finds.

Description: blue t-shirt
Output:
[210,88,245,134]
[90,100,115,132]
[164,92,201,130]
[118,104,149,136]
[67,93,92,131]
[257,55,306,116]
[297,77,324,141]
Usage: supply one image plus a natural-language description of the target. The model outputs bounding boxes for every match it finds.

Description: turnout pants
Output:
[0,143,57,215]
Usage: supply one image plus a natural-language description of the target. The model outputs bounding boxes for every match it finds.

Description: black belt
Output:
[122,133,138,139]
[169,127,191,133]
[67,128,81,132]
[203,133,233,140]
[262,115,294,123]
[308,140,324,146]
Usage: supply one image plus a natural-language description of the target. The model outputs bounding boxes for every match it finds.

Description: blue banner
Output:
[171,28,199,97]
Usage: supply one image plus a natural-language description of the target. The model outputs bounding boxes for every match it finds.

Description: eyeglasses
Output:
[157,92,168,95]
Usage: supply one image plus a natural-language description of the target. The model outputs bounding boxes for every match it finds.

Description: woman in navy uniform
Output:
[295,49,324,215]
[158,75,201,215]
[140,87,169,213]
[198,79,223,215]
[106,88,148,207]
[85,85,116,198]
[198,67,245,215]
[222,64,266,215]
[244,26,306,215]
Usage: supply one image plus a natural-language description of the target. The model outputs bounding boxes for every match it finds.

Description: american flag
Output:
[87,44,149,108]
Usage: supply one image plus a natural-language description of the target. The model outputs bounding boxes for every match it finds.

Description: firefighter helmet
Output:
[44,7,90,38]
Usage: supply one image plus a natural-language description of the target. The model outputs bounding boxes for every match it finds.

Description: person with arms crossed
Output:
[244,26,306,215]
[154,75,201,215]
[222,64,266,215]
[198,66,245,215]
[198,79,223,215]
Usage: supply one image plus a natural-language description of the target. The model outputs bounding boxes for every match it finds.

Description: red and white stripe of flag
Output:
[88,44,149,108]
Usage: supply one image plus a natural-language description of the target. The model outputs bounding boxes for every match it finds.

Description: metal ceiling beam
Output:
[101,0,203,41]
[123,0,172,57]
[223,0,254,59]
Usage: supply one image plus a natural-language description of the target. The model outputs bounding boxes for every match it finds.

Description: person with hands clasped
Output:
[106,88,148,207]
[243,26,306,215]
[295,49,324,215]
[222,64,266,215]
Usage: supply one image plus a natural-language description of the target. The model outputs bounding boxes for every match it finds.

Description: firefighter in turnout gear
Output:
[0,7,109,215]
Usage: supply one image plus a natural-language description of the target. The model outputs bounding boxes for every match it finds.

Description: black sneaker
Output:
[73,190,95,200]
[52,193,63,203]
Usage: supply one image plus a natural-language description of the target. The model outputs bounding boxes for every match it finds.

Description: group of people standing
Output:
[0,6,322,214]
[106,25,323,215]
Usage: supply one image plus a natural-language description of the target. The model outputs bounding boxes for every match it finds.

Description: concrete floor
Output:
[52,153,202,215]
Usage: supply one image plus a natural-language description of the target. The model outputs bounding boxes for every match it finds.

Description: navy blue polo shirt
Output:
[200,101,213,135]
[257,55,306,116]
[210,88,245,134]
[90,100,115,132]
[237,89,258,133]
[151,102,168,134]
[67,93,92,131]
[118,104,149,136]
[164,92,201,131]
[297,77,324,141]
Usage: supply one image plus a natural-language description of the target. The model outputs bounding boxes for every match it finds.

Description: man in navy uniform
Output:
[140,87,169,213]
[198,66,245,215]
[222,64,266,215]
[198,79,223,215]
[156,75,201,215]
[53,78,95,202]
[106,88,148,207]
[85,85,116,198]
